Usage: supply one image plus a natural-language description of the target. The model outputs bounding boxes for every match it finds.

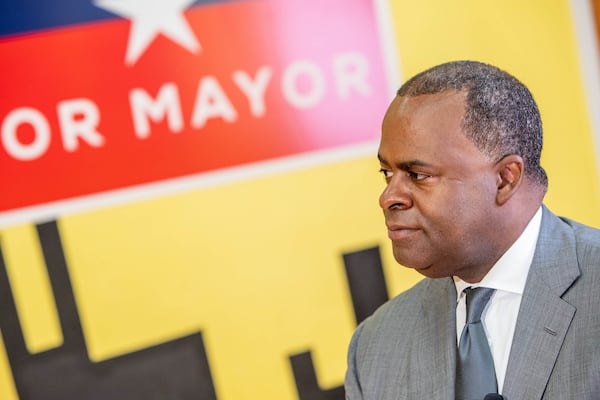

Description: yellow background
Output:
[1,1,599,398]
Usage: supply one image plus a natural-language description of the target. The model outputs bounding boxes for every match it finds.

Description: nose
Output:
[379,174,413,211]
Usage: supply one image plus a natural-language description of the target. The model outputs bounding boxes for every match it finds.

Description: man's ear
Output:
[495,154,524,205]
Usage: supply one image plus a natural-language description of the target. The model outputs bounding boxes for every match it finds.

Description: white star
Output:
[94,0,201,66]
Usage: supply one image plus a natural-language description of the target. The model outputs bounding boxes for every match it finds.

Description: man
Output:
[345,61,600,399]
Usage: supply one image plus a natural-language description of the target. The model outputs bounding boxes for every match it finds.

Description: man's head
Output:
[398,60,547,187]
[378,61,547,282]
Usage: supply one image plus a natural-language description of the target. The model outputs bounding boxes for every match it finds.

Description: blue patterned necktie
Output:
[456,287,498,400]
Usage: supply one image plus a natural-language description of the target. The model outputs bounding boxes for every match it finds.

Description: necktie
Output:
[456,287,498,400]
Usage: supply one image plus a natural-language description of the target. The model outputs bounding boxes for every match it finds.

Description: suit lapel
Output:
[502,207,580,400]
[416,278,457,400]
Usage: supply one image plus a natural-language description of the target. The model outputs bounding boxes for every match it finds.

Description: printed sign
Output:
[0,1,399,399]
[0,0,390,221]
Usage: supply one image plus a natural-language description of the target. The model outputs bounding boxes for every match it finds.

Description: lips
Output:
[386,223,420,240]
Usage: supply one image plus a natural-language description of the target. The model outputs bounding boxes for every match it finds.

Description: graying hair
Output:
[397,60,547,187]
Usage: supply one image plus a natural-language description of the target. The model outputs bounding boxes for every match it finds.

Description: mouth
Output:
[386,224,420,240]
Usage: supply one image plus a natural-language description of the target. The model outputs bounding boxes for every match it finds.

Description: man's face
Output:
[378,91,501,281]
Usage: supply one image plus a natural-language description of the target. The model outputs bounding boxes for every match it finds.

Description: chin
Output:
[392,246,419,263]
[394,255,449,279]
[393,253,429,274]
[415,268,450,279]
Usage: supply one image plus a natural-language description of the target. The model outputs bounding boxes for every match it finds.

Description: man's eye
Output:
[408,171,429,181]
[379,168,392,179]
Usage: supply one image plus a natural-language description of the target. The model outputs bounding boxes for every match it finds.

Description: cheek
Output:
[448,191,496,244]
[420,189,469,225]
[416,178,496,233]
[452,178,495,212]
[423,191,488,243]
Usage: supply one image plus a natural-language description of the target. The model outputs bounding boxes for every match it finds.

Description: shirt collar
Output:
[454,207,543,297]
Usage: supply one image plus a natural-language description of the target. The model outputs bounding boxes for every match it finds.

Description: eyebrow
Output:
[377,153,433,170]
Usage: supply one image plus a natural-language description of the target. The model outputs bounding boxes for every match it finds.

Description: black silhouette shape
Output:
[290,351,345,400]
[342,246,390,325]
[0,220,217,400]
[291,246,390,399]
[0,220,390,400]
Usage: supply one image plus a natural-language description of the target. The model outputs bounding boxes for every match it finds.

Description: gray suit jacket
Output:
[345,206,600,399]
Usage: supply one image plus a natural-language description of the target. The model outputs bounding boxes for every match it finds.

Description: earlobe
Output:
[495,155,524,205]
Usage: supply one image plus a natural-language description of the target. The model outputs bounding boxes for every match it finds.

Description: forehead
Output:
[379,91,480,164]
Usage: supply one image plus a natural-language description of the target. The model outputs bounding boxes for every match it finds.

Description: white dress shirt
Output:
[454,207,542,393]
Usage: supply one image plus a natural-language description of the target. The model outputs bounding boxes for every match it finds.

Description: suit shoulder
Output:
[346,276,454,391]
[559,216,600,239]
[354,277,444,342]
[370,278,430,318]
[559,216,600,260]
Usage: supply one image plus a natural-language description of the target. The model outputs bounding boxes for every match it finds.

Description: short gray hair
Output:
[397,60,547,187]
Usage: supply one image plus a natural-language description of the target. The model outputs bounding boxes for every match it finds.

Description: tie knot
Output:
[464,287,495,323]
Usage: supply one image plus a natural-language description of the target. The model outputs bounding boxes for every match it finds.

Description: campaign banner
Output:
[0,1,399,399]
[0,0,391,223]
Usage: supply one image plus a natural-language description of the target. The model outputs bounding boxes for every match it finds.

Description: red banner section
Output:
[0,0,389,213]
